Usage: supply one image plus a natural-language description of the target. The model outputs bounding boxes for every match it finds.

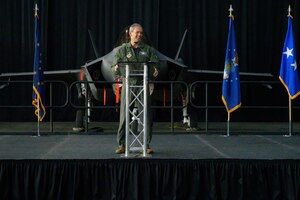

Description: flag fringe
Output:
[279,77,300,100]
[32,86,46,121]
[222,96,241,113]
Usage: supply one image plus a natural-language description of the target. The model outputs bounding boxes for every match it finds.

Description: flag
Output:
[222,14,241,113]
[32,5,46,121]
[279,15,300,99]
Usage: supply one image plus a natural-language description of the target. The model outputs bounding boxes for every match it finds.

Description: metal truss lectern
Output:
[118,62,154,158]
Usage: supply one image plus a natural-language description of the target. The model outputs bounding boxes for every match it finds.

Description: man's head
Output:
[129,23,143,46]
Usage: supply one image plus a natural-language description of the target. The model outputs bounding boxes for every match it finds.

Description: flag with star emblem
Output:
[222,15,241,113]
[279,15,300,99]
[32,8,46,121]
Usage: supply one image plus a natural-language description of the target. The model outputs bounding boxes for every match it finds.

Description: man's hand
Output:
[153,67,158,77]
[114,65,118,72]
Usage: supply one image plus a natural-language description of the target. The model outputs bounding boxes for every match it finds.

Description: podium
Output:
[117,62,156,157]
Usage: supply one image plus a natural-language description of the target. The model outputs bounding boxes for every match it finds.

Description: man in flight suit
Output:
[112,23,159,154]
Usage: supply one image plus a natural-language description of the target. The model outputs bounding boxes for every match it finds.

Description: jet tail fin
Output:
[88,29,100,58]
[0,78,10,90]
[175,29,187,60]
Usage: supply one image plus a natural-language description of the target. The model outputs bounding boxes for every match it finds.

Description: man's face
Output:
[130,26,143,44]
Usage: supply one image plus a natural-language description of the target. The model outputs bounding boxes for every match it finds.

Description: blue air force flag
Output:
[32,7,46,121]
[222,15,241,113]
[279,15,300,99]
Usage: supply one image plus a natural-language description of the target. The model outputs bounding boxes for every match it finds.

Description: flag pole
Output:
[285,97,292,137]
[289,97,292,136]
[286,5,292,137]
[37,99,40,137]
[226,4,232,138]
[226,112,230,137]
[287,4,292,137]
[35,3,40,137]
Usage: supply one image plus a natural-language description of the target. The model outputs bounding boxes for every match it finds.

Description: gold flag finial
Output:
[34,4,39,16]
[228,4,234,20]
[287,5,293,18]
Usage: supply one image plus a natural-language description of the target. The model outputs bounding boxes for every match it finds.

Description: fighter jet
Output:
[73,27,192,131]
[79,27,273,130]
[0,27,273,132]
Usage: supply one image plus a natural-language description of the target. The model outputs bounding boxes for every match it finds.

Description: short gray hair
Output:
[129,23,143,32]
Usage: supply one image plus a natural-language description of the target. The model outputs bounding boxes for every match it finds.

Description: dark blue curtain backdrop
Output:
[0,0,299,122]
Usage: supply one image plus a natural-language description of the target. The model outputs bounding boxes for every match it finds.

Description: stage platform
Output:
[0,129,300,160]
[0,122,299,159]
[0,122,300,199]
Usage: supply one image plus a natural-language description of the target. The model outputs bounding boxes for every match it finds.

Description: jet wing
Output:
[0,69,81,82]
[82,46,121,83]
[187,69,273,77]
[0,69,81,93]
[156,50,188,69]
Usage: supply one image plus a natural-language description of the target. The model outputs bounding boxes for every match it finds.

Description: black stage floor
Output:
[0,122,299,159]
[0,134,299,159]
